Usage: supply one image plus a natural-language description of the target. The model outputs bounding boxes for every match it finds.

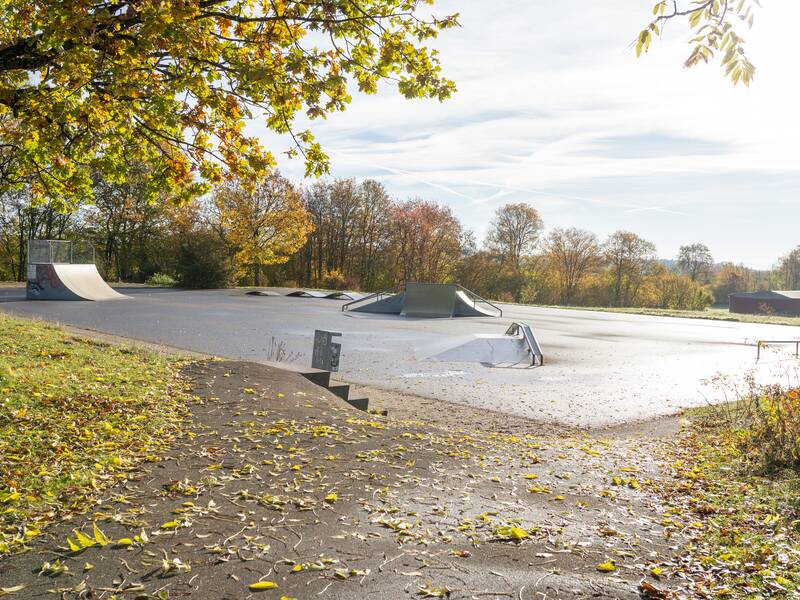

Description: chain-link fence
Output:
[27,240,95,265]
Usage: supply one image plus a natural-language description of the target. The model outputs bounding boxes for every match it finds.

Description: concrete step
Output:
[298,369,331,388]
[295,369,376,414]
[327,383,350,401]
[345,397,369,411]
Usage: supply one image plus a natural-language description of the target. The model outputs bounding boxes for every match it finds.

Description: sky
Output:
[251,1,800,270]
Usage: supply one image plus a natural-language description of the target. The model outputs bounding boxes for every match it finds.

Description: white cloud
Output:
[248,1,800,269]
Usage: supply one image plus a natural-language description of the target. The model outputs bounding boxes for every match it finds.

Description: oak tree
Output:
[0,0,458,208]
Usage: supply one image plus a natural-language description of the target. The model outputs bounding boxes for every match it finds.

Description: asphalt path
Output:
[2,287,798,427]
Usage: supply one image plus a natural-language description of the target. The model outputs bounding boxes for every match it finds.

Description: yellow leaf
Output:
[597,561,617,572]
[0,584,26,596]
[116,538,134,546]
[160,520,180,529]
[67,537,82,552]
[249,581,279,591]
[324,492,337,503]
[73,530,96,549]
[93,523,110,546]
[0,492,21,503]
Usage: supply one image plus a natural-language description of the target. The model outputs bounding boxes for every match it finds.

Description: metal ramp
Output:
[342,283,502,318]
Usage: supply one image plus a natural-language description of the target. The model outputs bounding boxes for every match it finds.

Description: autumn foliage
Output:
[0,0,458,208]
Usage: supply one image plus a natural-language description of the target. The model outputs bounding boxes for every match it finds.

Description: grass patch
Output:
[0,314,192,555]
[539,305,800,326]
[662,402,800,597]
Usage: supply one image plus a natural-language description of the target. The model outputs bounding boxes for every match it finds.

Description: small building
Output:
[729,290,800,317]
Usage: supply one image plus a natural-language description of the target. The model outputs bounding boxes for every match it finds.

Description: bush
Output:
[712,373,800,472]
[175,231,233,289]
[737,385,800,472]
[321,269,349,290]
[144,272,177,287]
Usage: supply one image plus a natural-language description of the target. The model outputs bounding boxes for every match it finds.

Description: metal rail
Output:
[756,340,800,361]
[506,322,544,366]
[341,284,404,312]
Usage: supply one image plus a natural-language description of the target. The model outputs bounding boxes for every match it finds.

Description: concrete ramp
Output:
[27,264,126,301]
[401,283,456,317]
[349,283,501,318]
[246,290,279,297]
[423,334,532,367]
[286,290,329,298]
[454,290,502,317]
[325,291,368,301]
[350,292,406,314]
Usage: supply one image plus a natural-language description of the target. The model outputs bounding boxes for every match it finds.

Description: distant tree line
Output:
[0,172,796,311]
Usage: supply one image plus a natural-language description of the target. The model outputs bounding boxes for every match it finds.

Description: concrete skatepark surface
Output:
[1,286,797,427]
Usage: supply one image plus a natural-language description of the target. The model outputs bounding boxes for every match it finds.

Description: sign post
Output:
[312,330,342,372]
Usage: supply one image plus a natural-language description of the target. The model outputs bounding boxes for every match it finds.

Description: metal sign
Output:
[312,330,342,372]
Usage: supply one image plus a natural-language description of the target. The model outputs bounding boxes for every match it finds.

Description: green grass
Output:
[662,406,800,597]
[539,304,800,326]
[0,314,192,555]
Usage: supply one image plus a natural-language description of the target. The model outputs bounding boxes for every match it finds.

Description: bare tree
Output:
[485,203,543,269]
[485,203,543,301]
[544,227,602,305]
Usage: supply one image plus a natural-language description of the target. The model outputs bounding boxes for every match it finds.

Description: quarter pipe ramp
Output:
[27,264,127,301]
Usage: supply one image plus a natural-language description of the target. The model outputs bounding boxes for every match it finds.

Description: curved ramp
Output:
[26,264,126,301]
[325,291,368,301]
[286,290,329,298]
[454,290,501,317]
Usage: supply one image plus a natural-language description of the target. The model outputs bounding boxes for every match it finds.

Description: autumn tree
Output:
[214,172,312,286]
[352,180,394,290]
[677,243,714,282]
[485,203,543,268]
[544,228,602,305]
[485,203,543,301]
[604,231,657,307]
[775,246,800,290]
[713,262,754,304]
[391,199,465,284]
[648,264,714,310]
[0,1,458,208]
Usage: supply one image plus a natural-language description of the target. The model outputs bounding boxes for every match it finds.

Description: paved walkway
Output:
[0,361,677,599]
